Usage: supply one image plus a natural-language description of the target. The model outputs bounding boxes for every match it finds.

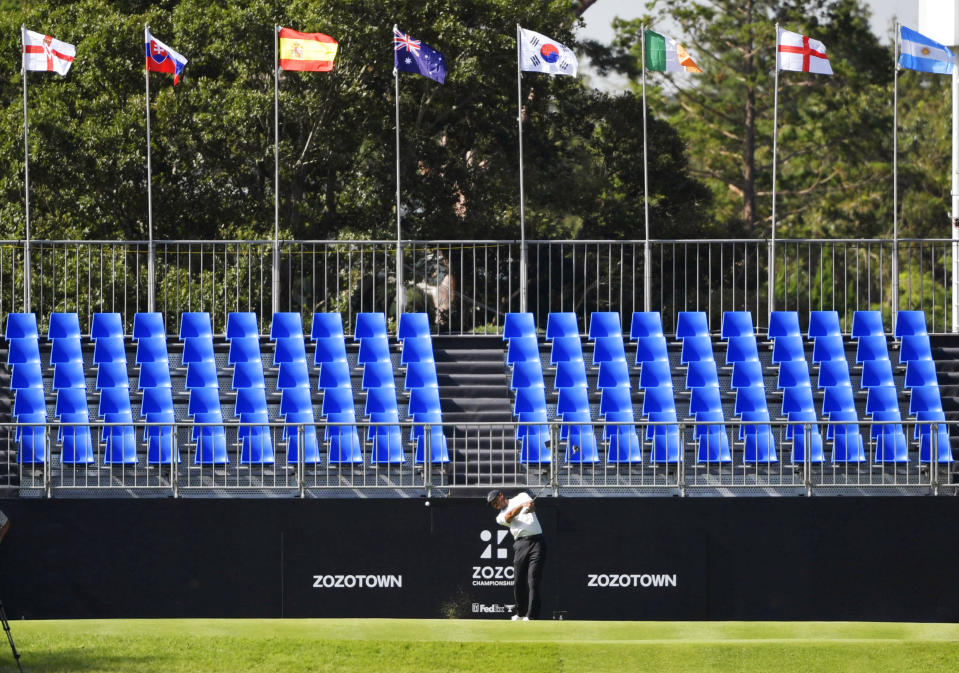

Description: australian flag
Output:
[393,27,446,84]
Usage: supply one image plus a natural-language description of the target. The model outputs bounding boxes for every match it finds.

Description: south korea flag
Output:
[519,27,578,77]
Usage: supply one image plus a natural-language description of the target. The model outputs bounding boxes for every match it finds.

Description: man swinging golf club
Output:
[487,489,547,621]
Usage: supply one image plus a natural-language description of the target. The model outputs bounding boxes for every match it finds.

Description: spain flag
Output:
[278,27,338,72]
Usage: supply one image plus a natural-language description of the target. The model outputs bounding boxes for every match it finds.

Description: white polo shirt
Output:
[495,492,542,539]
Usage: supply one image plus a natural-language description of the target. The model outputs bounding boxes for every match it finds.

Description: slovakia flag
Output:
[145,28,188,85]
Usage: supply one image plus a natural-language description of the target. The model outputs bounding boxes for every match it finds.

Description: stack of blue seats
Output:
[180,312,227,464]
[588,312,637,463]
[768,311,824,463]
[7,313,49,463]
[92,313,136,464]
[809,310,866,462]
[547,312,601,463]
[853,310,907,463]
[312,312,361,464]
[48,312,94,464]
[898,311,953,463]
[399,313,449,464]
[355,313,403,464]
[723,311,777,463]
[134,312,177,464]
[677,311,731,463]
[632,311,678,463]
[227,312,273,464]
[504,312,549,464]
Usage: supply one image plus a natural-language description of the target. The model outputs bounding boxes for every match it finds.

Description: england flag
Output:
[22,28,75,76]
[519,27,577,77]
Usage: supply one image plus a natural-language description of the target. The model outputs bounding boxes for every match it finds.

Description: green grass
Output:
[1,619,958,673]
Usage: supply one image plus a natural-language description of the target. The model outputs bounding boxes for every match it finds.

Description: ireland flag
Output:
[645,29,702,73]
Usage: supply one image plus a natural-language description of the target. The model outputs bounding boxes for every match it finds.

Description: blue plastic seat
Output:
[780,362,812,391]
[48,313,81,340]
[231,361,265,389]
[186,361,219,389]
[860,359,894,389]
[554,361,587,390]
[725,336,759,365]
[353,312,387,341]
[368,423,406,464]
[556,386,590,417]
[772,335,805,364]
[505,335,539,365]
[905,360,938,388]
[408,387,442,416]
[812,335,846,364]
[276,361,310,389]
[596,360,630,389]
[11,362,43,390]
[546,312,579,340]
[629,312,664,340]
[641,386,676,417]
[271,312,305,340]
[53,388,87,417]
[239,422,275,465]
[503,312,536,340]
[871,414,908,463]
[404,362,438,389]
[855,335,890,363]
[817,360,851,388]
[768,311,801,339]
[91,313,123,339]
[676,311,709,339]
[782,385,815,416]
[808,311,841,338]
[899,335,933,365]
[550,337,584,365]
[281,387,315,416]
[274,336,308,365]
[93,337,127,365]
[734,386,768,416]
[322,387,355,416]
[142,420,175,463]
[680,335,714,364]
[894,311,928,338]
[822,385,856,415]
[7,338,40,365]
[411,420,450,464]
[588,312,622,340]
[139,361,172,389]
[314,337,348,365]
[740,411,778,463]
[362,361,396,389]
[562,418,600,463]
[401,336,435,365]
[721,311,754,339]
[235,387,269,416]
[284,416,321,465]
[327,421,364,464]
[228,337,261,365]
[865,385,899,415]
[181,337,215,365]
[398,313,430,340]
[686,360,719,389]
[365,388,398,417]
[788,413,825,463]
[357,336,390,366]
[60,424,95,464]
[52,362,86,390]
[731,360,764,389]
[179,313,212,340]
[510,361,545,389]
[96,362,129,389]
[695,413,731,463]
[50,337,83,365]
[851,310,884,338]
[516,411,551,464]
[639,360,672,389]
[15,388,47,417]
[102,423,138,465]
[6,312,38,340]
[132,312,165,340]
[634,335,668,365]
[135,337,168,364]
[16,414,47,463]
[188,387,221,416]
[591,337,626,365]
[318,361,352,389]
[689,386,723,417]
[140,387,174,416]
[909,385,944,416]
[917,415,953,463]
[311,312,346,340]
[226,312,258,339]
[600,386,634,415]
[192,425,228,465]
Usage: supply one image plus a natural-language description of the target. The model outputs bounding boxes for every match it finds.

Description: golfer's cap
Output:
[486,489,501,506]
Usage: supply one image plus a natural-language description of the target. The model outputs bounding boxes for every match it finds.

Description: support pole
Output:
[394,32,405,324]
[892,20,899,331]
[272,25,281,316]
[516,24,528,313]
[770,23,780,317]
[641,26,651,312]
[21,25,31,313]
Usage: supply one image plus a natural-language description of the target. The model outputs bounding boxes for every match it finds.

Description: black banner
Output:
[0,496,956,621]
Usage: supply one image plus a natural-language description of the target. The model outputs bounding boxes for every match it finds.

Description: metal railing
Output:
[4,419,955,498]
[0,238,954,335]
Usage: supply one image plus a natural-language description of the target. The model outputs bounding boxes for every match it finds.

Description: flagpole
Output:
[770,23,780,317]
[394,26,405,324]
[892,19,900,330]
[145,24,155,314]
[21,25,31,313]
[273,24,281,316]
[641,26,651,313]
[953,41,959,334]
[516,24,527,313]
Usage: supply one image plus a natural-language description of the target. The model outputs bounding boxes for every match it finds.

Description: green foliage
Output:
[0,0,709,244]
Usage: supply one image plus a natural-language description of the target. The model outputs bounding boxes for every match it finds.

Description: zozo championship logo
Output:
[472,529,514,587]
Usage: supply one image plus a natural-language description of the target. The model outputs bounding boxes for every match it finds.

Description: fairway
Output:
[1,619,957,673]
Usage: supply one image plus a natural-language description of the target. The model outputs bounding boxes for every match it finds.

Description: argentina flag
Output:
[900,25,954,75]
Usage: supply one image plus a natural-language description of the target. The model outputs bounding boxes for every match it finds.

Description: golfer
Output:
[487,490,547,621]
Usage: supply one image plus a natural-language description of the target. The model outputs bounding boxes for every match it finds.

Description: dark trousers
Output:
[513,534,546,619]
